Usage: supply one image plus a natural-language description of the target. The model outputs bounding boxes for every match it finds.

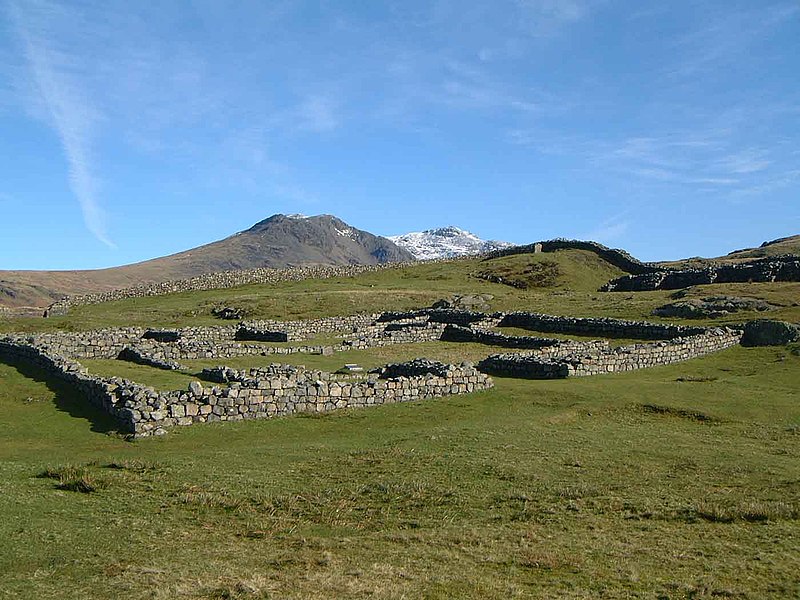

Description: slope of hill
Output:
[0,214,414,309]
[725,234,800,260]
[389,226,513,259]
[658,234,800,268]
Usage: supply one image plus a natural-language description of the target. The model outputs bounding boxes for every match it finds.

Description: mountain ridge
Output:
[0,214,413,308]
[389,226,513,260]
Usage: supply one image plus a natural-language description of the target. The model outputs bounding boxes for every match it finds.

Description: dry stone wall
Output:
[440,324,607,352]
[44,263,419,316]
[603,256,800,292]
[1,309,756,436]
[478,328,742,378]
[498,312,707,340]
[0,335,492,437]
[241,314,380,342]
[132,360,493,438]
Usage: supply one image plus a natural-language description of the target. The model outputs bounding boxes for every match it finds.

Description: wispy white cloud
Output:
[7,0,114,247]
[585,213,630,244]
[517,0,587,22]
[730,169,800,200]
[667,2,799,79]
[507,118,800,199]
[714,149,772,175]
[293,95,340,133]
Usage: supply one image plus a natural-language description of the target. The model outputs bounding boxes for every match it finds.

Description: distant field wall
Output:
[497,312,708,340]
[43,262,422,316]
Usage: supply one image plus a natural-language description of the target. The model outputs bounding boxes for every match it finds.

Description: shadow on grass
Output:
[2,357,123,435]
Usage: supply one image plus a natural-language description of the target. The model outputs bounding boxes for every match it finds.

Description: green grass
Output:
[1,251,799,598]
[81,359,204,391]
[0,250,654,333]
[4,251,796,336]
[1,345,799,599]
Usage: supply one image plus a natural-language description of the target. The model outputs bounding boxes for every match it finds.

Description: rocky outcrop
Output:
[652,296,774,319]
[603,256,800,291]
[740,320,800,346]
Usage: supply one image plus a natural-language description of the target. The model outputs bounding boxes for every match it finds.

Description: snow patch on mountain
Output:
[335,226,358,240]
[389,226,514,260]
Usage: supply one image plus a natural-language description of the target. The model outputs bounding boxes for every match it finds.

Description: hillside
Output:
[0,215,413,309]
[658,234,800,268]
[724,234,800,260]
[8,247,799,334]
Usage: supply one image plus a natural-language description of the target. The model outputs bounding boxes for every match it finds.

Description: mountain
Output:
[0,214,414,309]
[389,226,514,260]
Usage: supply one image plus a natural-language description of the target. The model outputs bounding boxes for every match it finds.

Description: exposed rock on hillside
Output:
[652,296,775,319]
[431,294,494,312]
[603,256,800,292]
[740,320,800,346]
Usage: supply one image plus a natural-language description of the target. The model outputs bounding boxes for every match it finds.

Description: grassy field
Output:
[1,344,798,599]
[1,249,799,598]
[3,250,799,334]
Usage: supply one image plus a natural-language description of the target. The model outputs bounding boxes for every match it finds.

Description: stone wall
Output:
[484,239,660,275]
[497,312,706,340]
[1,309,759,439]
[0,339,151,433]
[602,256,800,292]
[9,328,146,360]
[44,263,419,316]
[118,346,183,371]
[478,328,742,378]
[440,324,608,352]
[241,314,380,342]
[133,359,493,439]
[0,336,493,437]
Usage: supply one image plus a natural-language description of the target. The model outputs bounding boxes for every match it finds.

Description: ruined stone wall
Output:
[439,324,605,352]
[132,360,492,438]
[602,256,800,292]
[498,312,707,340]
[0,336,492,437]
[478,328,742,378]
[343,323,446,349]
[241,314,380,342]
[0,339,149,432]
[10,328,146,360]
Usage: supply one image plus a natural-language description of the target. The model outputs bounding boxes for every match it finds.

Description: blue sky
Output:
[1,0,798,269]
